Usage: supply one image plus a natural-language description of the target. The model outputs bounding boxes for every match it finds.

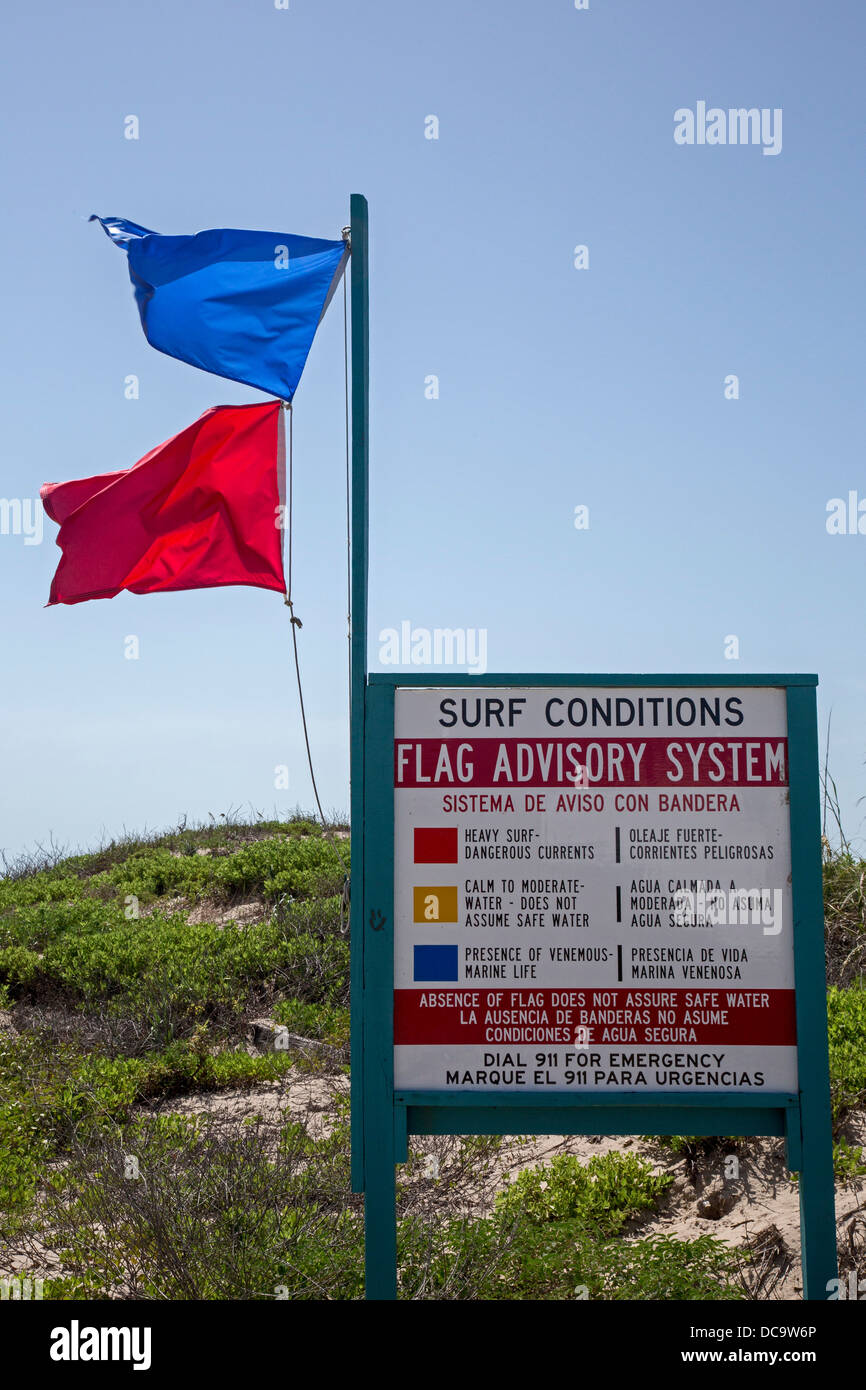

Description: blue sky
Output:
[1,0,864,859]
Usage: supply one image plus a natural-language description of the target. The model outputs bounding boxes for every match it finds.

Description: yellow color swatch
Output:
[413,885,459,923]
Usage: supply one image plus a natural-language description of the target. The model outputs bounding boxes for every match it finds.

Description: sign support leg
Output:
[786,684,838,1300]
[363,682,397,1299]
[798,1103,838,1299]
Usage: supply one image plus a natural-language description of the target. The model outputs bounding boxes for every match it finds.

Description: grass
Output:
[0,816,353,1223]
[0,1030,302,1214]
[0,816,348,914]
[0,820,863,1300]
[0,819,350,1046]
[11,1108,739,1301]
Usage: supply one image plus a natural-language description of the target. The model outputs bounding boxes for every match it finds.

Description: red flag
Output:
[41,401,286,606]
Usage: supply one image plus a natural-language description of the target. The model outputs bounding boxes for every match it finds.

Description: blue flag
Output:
[91,215,348,402]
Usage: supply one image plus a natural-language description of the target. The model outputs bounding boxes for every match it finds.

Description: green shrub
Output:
[494,1151,672,1235]
[27,1110,737,1302]
[0,1031,300,1218]
[38,1111,363,1301]
[1,901,348,1041]
[0,899,120,952]
[833,1136,866,1181]
[0,873,85,912]
[828,982,866,1119]
[599,1233,741,1300]
[208,836,348,903]
[0,944,42,988]
[398,1215,740,1301]
[271,999,350,1047]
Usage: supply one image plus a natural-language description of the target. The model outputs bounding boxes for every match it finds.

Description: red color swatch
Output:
[413,827,458,864]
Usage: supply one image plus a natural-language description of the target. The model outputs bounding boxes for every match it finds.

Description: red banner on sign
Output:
[394,987,797,1046]
[394,738,788,789]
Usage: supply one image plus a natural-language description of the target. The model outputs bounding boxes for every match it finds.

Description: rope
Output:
[343,268,351,717]
[283,401,327,825]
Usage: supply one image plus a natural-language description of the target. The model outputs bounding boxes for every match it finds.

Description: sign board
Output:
[392,684,796,1096]
[352,674,836,1302]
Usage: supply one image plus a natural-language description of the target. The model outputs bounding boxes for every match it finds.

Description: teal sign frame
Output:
[350,672,837,1302]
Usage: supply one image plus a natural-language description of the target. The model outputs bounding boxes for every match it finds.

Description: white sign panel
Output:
[393,685,797,1094]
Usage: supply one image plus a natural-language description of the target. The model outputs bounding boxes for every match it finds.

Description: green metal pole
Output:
[347,194,398,1300]
[349,194,369,1196]
[363,682,397,1299]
